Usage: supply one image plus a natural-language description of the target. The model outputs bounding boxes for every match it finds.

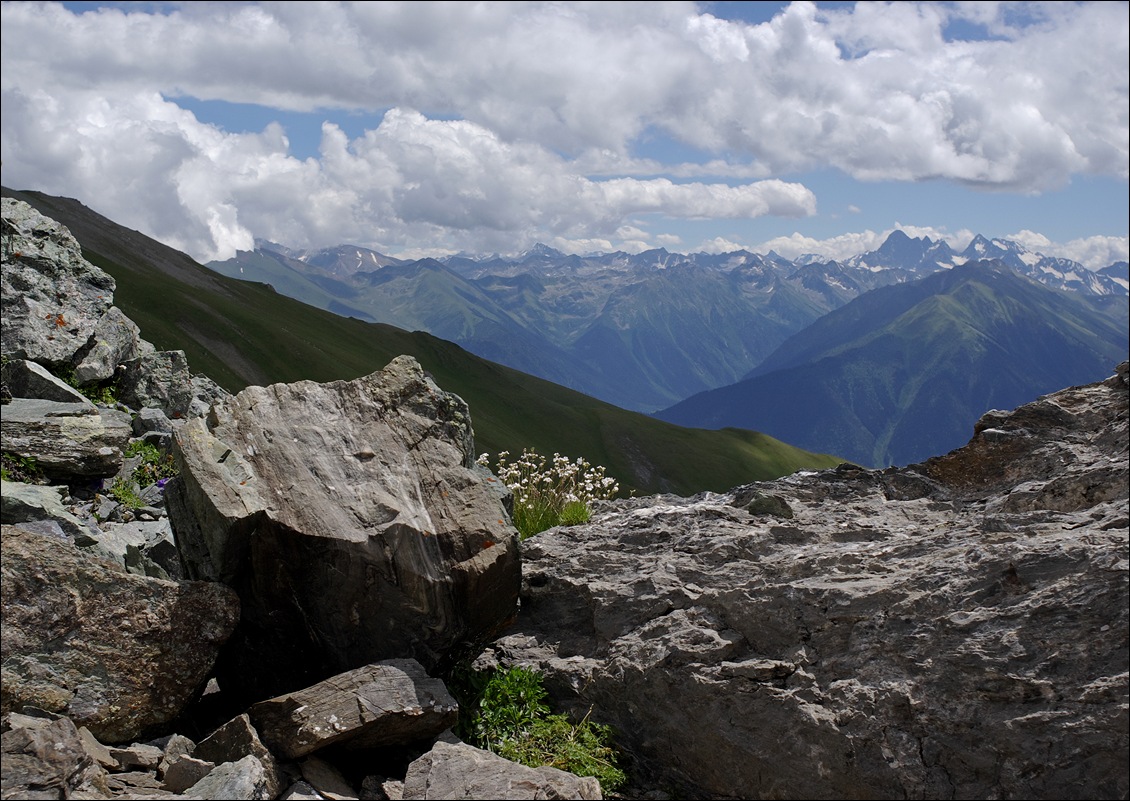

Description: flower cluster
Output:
[477,449,619,538]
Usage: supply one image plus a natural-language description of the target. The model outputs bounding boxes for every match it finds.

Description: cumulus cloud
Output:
[1,85,813,261]
[1,1,1126,259]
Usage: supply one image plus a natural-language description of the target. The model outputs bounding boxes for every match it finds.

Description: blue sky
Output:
[2,2,1127,267]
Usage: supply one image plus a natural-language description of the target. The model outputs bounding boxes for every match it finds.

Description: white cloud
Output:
[753,224,1127,270]
[4,2,1125,179]
[670,1,1128,189]
[1,87,813,261]
[1,1,1126,259]
[549,236,616,255]
[754,231,885,262]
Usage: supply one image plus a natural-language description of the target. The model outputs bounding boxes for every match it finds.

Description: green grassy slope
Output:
[3,188,842,495]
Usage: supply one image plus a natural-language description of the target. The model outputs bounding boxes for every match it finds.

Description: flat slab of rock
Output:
[168,355,520,699]
[1,479,102,543]
[1,358,92,404]
[402,740,602,800]
[489,370,1130,800]
[249,659,458,759]
[0,524,240,744]
[0,398,131,479]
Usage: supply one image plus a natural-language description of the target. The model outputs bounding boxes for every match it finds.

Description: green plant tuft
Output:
[125,440,178,487]
[55,366,119,406]
[498,712,626,791]
[478,449,618,539]
[449,665,626,792]
[108,476,144,510]
[1,452,45,484]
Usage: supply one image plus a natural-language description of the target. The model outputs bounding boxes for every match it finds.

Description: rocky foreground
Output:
[3,197,585,800]
[488,362,1130,799]
[2,195,1128,800]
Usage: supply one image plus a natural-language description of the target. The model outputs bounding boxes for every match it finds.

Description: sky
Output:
[1,1,1127,269]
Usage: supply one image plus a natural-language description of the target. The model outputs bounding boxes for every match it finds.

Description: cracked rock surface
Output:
[488,364,1130,800]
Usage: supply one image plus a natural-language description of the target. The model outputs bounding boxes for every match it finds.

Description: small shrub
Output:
[125,440,177,487]
[499,711,626,791]
[1,453,45,483]
[477,449,619,539]
[80,382,117,406]
[108,476,144,510]
[450,665,626,792]
[56,366,118,406]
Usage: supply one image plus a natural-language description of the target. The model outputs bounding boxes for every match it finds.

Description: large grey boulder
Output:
[0,524,240,744]
[488,366,1129,800]
[402,740,602,800]
[167,355,520,700]
[117,349,196,419]
[74,305,153,385]
[0,479,102,543]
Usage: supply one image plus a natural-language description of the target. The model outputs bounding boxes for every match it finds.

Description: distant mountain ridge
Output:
[9,183,1123,480]
[658,260,1129,468]
[211,230,1125,413]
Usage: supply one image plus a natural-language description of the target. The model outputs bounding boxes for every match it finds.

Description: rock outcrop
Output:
[2,197,219,424]
[1,711,111,799]
[167,356,521,700]
[1,197,135,372]
[487,364,1130,800]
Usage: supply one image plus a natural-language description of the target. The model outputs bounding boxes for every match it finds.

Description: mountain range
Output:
[1,187,842,496]
[7,185,1126,474]
[208,230,1128,417]
[658,261,1128,467]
